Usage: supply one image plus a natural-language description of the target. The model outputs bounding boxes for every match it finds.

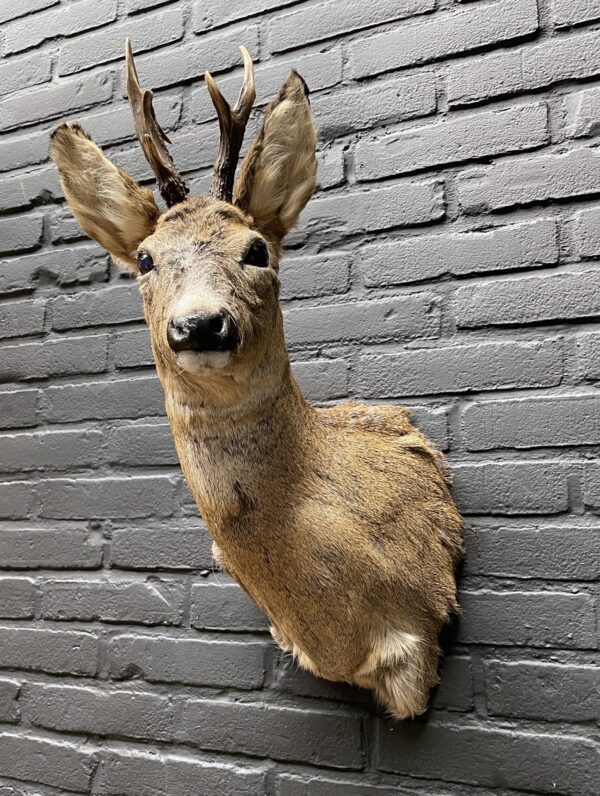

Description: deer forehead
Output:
[152,196,253,244]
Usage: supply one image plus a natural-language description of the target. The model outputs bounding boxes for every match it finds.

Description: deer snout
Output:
[167,311,239,353]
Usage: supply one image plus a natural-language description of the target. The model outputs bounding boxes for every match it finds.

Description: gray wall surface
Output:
[0,0,598,793]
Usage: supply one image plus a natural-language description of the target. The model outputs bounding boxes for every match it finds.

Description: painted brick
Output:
[452,461,568,515]
[0,527,103,570]
[44,376,165,423]
[409,406,449,451]
[0,0,58,24]
[190,580,269,632]
[59,8,184,76]
[378,722,598,795]
[458,591,596,648]
[292,359,350,402]
[0,166,63,213]
[0,679,20,723]
[38,476,177,519]
[466,524,600,581]
[277,776,415,796]
[582,463,600,511]
[106,422,177,466]
[0,129,50,174]
[178,699,364,768]
[356,103,548,180]
[41,578,184,625]
[114,328,154,369]
[486,660,600,722]
[459,148,600,213]
[0,428,102,472]
[553,0,600,28]
[299,180,445,239]
[0,215,43,256]
[109,523,213,571]
[3,0,117,54]
[280,252,350,300]
[107,634,266,688]
[0,334,108,382]
[350,0,538,79]
[269,0,435,53]
[0,626,98,676]
[0,733,97,792]
[51,283,143,331]
[566,87,600,139]
[0,481,34,519]
[357,339,563,398]
[315,71,437,141]
[572,206,600,257]
[579,332,600,379]
[0,51,52,100]
[284,295,440,348]
[0,578,36,619]
[361,219,558,286]
[454,270,600,328]
[127,0,171,12]
[0,71,114,133]
[193,0,299,31]
[432,656,474,712]
[0,389,38,430]
[21,683,172,741]
[0,300,45,340]
[316,147,345,190]
[96,750,264,795]
[463,394,600,450]
[448,30,600,107]
[0,247,109,297]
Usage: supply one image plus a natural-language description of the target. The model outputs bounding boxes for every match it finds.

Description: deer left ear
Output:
[235,71,317,245]
[51,122,160,272]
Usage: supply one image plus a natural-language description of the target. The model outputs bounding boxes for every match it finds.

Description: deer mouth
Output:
[175,349,233,373]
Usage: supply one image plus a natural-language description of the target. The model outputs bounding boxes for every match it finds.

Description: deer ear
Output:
[51,122,160,272]
[235,71,317,244]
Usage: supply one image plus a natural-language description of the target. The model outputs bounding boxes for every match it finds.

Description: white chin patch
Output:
[176,350,232,373]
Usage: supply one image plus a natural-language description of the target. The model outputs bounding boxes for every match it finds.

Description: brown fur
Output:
[51,69,463,719]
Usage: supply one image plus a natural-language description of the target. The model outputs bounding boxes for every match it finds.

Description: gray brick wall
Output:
[0,0,598,793]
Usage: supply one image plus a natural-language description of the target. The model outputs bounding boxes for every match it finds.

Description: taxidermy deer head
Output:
[51,41,463,720]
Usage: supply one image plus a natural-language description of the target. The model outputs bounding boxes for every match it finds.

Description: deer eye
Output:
[137,251,155,274]
[243,239,269,268]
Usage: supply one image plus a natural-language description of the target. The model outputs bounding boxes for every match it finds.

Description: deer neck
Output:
[158,342,316,541]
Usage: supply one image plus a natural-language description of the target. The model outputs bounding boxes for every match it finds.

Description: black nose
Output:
[167,311,239,353]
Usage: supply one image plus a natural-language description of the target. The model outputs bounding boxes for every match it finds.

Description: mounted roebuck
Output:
[50,41,463,719]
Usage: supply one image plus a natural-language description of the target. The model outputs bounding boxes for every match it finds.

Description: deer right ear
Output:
[235,71,317,245]
[50,122,160,272]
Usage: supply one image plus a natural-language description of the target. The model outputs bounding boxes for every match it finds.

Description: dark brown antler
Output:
[205,46,256,203]
[125,38,189,208]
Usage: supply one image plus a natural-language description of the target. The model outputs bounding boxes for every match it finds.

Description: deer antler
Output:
[125,38,189,208]
[205,46,256,204]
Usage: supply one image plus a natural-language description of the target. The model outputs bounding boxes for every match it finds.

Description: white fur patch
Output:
[176,350,231,373]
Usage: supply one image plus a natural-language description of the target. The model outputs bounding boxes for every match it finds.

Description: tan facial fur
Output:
[50,48,462,720]
[136,197,287,406]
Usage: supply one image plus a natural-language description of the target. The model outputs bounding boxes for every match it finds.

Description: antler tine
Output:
[125,38,189,208]
[205,46,256,203]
